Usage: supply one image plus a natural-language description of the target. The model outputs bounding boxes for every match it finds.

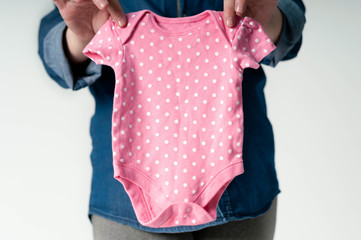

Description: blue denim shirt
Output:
[38,0,305,233]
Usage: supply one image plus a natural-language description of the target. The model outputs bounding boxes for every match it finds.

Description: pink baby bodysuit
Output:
[83,9,276,228]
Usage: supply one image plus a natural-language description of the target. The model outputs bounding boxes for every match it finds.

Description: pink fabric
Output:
[83,9,276,228]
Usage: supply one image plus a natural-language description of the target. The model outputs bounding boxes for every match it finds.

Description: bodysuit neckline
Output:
[147,9,212,36]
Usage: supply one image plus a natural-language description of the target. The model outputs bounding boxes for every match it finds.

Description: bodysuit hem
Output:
[113,159,244,227]
[88,188,281,233]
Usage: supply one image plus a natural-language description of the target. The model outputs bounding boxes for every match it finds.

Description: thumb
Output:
[224,0,236,27]
[107,0,127,27]
[92,0,127,27]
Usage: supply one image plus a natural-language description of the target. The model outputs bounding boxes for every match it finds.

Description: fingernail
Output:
[236,2,242,13]
[226,17,234,27]
[96,0,108,9]
[117,16,126,27]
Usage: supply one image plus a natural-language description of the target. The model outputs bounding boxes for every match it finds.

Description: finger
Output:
[107,0,127,27]
[235,0,247,17]
[92,0,109,10]
[224,0,236,27]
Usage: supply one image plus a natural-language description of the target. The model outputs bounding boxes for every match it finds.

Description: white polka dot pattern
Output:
[83,9,275,228]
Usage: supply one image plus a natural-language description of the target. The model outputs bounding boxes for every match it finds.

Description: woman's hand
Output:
[223,0,283,43]
[53,0,127,63]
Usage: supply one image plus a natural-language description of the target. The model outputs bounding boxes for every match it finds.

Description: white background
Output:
[0,0,360,239]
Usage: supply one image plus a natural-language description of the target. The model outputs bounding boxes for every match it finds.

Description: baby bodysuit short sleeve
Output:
[83,20,123,67]
[231,17,276,70]
[82,9,276,229]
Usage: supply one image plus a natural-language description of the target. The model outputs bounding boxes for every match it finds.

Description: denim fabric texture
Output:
[38,0,305,233]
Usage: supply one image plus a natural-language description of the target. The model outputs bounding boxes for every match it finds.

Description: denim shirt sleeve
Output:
[260,0,306,67]
[38,7,102,91]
